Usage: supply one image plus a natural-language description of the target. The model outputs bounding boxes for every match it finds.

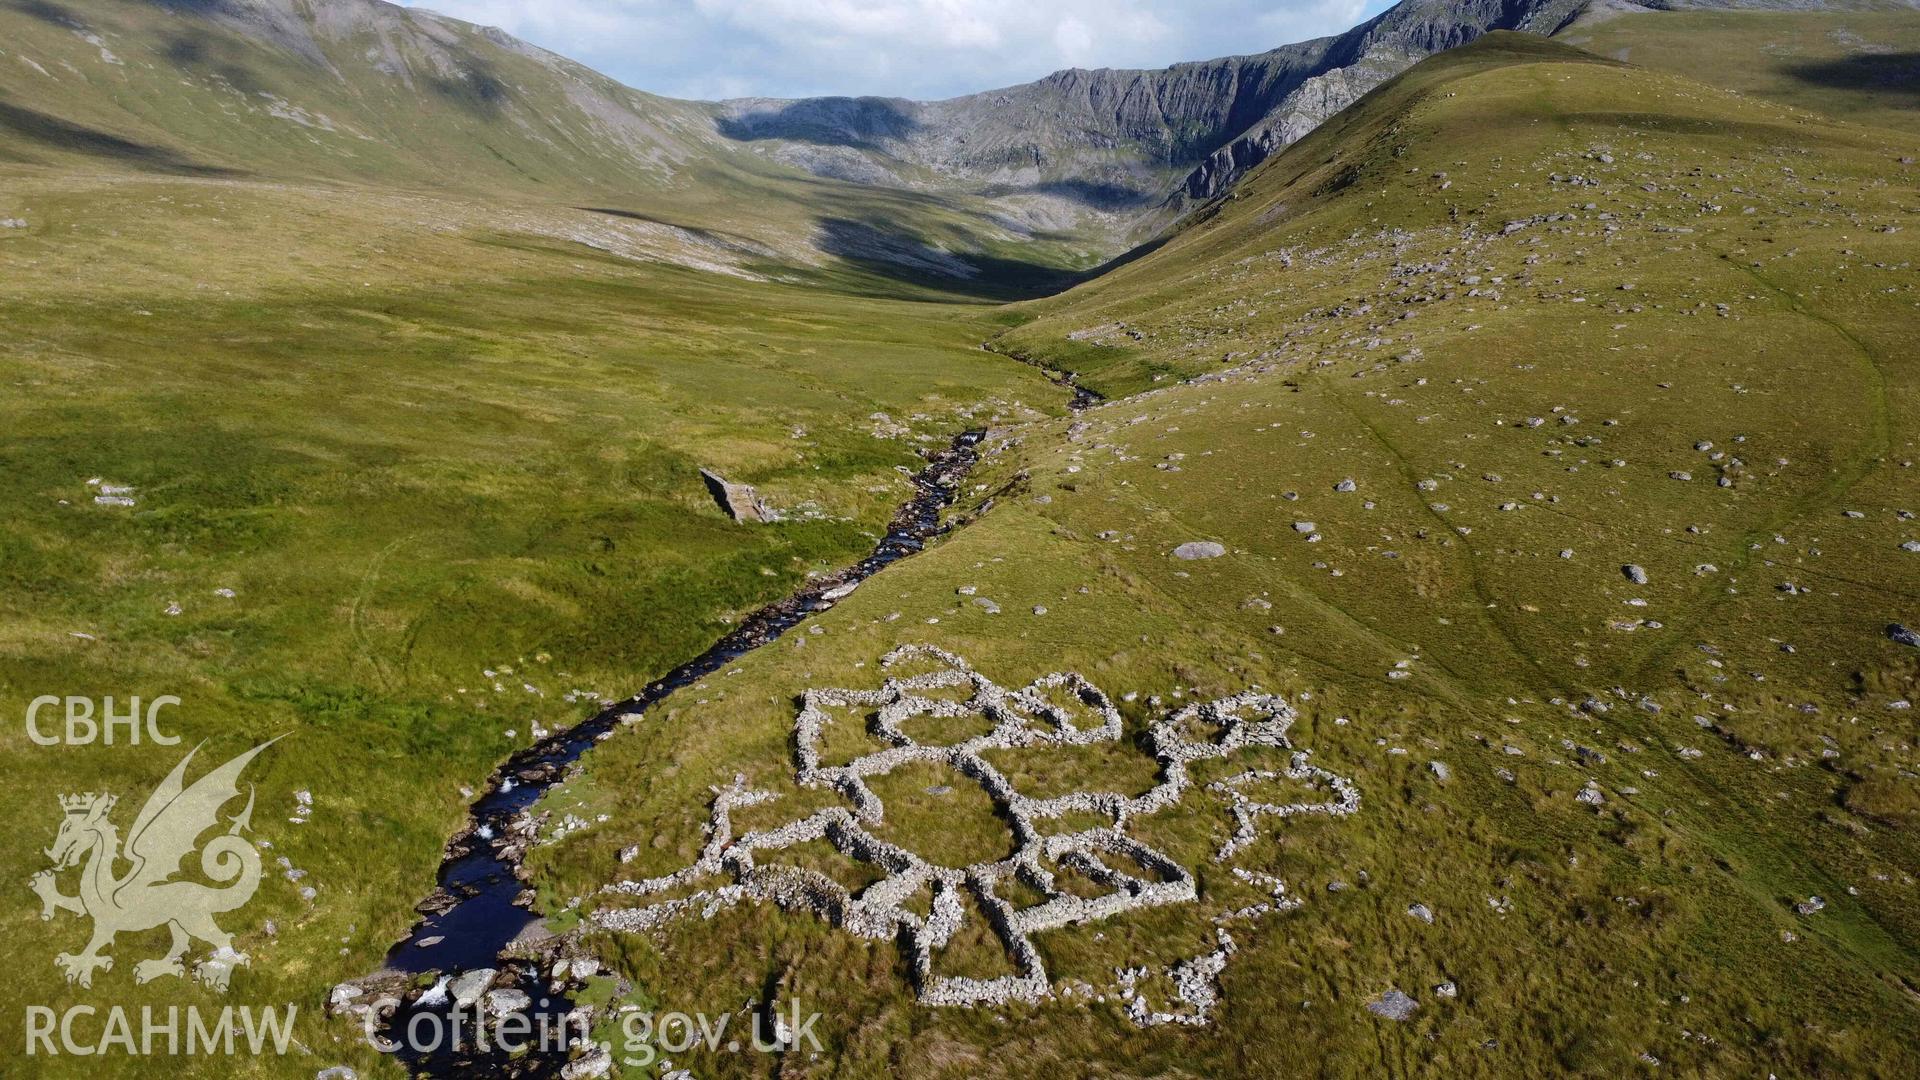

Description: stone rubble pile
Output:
[1123,928,1238,1027]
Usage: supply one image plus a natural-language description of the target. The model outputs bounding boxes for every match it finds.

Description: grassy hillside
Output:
[5,6,1918,1077]
[0,0,1111,285]
[1557,5,1920,136]
[527,33,1920,1079]
[0,0,709,192]
[0,164,1078,1075]
[0,0,1099,1064]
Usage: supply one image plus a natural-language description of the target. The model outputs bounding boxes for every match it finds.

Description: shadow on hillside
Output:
[1544,110,1828,146]
[1787,53,1920,104]
[717,97,919,151]
[0,99,243,176]
[1073,233,1171,281]
[7,0,74,25]
[982,177,1158,212]
[425,59,512,119]
[811,216,1079,302]
[575,206,775,255]
[150,0,247,11]
[162,28,268,96]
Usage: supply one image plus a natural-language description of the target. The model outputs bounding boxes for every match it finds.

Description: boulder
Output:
[485,987,531,1015]
[449,968,497,1008]
[700,469,772,523]
[326,983,362,1015]
[1367,988,1418,1021]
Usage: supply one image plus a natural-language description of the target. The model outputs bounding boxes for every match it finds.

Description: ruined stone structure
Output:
[592,645,1360,1022]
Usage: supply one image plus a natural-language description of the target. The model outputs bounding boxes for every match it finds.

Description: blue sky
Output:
[402,0,1400,101]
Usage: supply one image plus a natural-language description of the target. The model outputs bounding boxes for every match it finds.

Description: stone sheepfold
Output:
[591,645,1360,1025]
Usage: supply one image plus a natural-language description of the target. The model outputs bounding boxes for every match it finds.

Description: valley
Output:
[1,2,1917,1078]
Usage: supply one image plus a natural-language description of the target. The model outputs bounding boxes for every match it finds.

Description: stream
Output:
[360,355,1100,1076]
[360,429,989,1075]
[982,341,1104,410]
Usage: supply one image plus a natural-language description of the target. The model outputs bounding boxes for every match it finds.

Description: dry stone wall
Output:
[592,645,1360,1022]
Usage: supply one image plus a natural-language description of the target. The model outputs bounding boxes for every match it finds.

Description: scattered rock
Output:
[326,984,361,1015]
[1173,541,1226,560]
[1367,988,1418,1021]
[1623,564,1648,585]
[562,1048,613,1080]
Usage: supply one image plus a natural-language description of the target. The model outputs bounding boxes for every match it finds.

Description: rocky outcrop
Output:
[721,0,1605,219]
[720,0,1826,227]
[699,469,771,524]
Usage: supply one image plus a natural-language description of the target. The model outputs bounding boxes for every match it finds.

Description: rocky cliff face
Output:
[721,0,1863,232]
[721,0,1604,226]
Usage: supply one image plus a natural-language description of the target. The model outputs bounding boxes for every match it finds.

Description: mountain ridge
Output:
[714,0,1879,227]
[3,0,1913,276]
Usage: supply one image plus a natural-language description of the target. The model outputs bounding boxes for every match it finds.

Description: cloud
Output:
[399,0,1391,100]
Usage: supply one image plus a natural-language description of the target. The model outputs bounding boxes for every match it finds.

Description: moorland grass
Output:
[534,35,1920,1078]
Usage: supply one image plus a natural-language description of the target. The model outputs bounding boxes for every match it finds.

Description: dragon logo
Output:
[30,738,279,991]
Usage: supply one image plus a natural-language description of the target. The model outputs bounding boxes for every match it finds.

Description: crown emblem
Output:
[58,793,114,814]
